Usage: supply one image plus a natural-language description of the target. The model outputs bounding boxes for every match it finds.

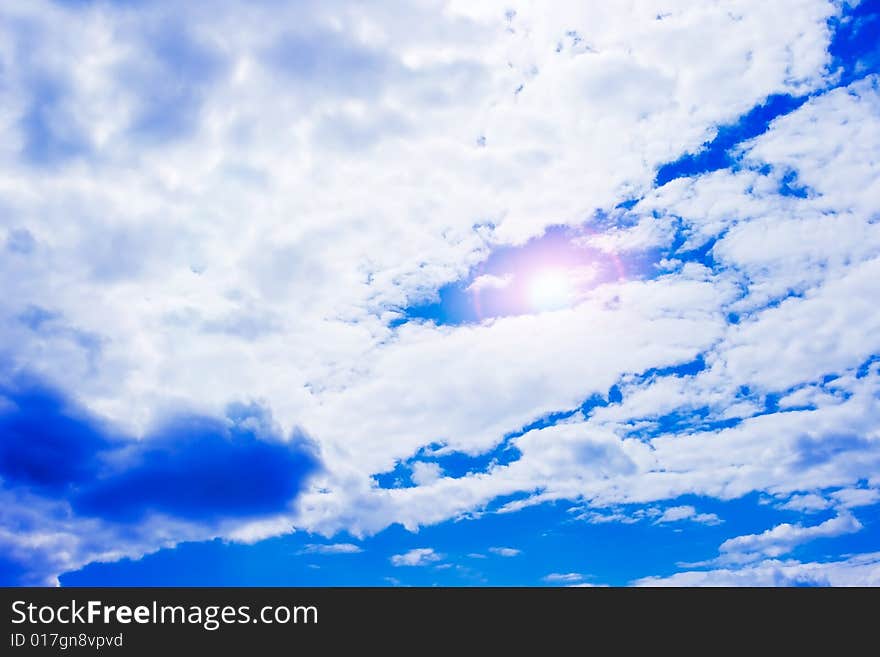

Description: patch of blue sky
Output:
[777,169,813,198]
[19,76,90,166]
[268,28,396,99]
[373,440,522,488]
[654,94,809,187]
[621,408,743,442]
[398,224,656,327]
[5,228,36,255]
[373,405,594,489]
[125,23,227,143]
[828,0,880,87]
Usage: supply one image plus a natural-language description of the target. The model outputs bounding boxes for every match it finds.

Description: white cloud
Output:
[635,552,880,587]
[656,506,722,526]
[543,572,584,583]
[575,504,721,526]
[300,543,363,555]
[467,273,513,292]
[488,546,521,557]
[829,488,880,509]
[716,513,862,563]
[658,506,697,522]
[778,494,831,513]
[580,218,674,254]
[411,462,443,486]
[390,548,443,567]
[777,386,843,410]
[333,360,880,534]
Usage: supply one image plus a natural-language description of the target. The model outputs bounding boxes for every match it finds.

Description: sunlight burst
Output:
[526,269,574,311]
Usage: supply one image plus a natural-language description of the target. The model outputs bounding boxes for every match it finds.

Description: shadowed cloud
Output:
[0,375,320,523]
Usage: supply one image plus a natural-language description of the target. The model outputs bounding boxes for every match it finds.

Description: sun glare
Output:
[526,269,574,311]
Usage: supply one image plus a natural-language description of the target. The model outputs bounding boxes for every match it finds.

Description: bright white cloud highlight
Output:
[525,269,574,311]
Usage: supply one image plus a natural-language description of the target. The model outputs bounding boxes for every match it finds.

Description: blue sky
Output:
[1,0,880,586]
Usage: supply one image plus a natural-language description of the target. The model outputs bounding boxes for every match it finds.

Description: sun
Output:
[526,269,574,311]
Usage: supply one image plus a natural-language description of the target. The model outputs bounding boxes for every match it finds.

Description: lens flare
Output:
[465,227,630,321]
[526,269,573,311]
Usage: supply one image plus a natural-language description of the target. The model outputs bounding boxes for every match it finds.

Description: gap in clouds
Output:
[372,359,705,489]
[396,224,657,326]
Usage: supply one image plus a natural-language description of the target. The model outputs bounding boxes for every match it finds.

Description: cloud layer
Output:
[1,0,878,585]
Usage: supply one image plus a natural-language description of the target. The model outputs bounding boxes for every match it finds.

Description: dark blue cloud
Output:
[0,379,114,492]
[75,408,319,521]
[0,376,320,522]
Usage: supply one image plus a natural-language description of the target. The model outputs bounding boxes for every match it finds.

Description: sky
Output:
[1,0,879,587]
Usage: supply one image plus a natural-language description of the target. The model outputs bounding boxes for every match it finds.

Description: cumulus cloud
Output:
[390,548,443,567]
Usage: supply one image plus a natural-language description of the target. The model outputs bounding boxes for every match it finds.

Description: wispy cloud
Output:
[488,547,521,557]
[300,543,363,555]
[390,548,443,567]
[543,573,584,584]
